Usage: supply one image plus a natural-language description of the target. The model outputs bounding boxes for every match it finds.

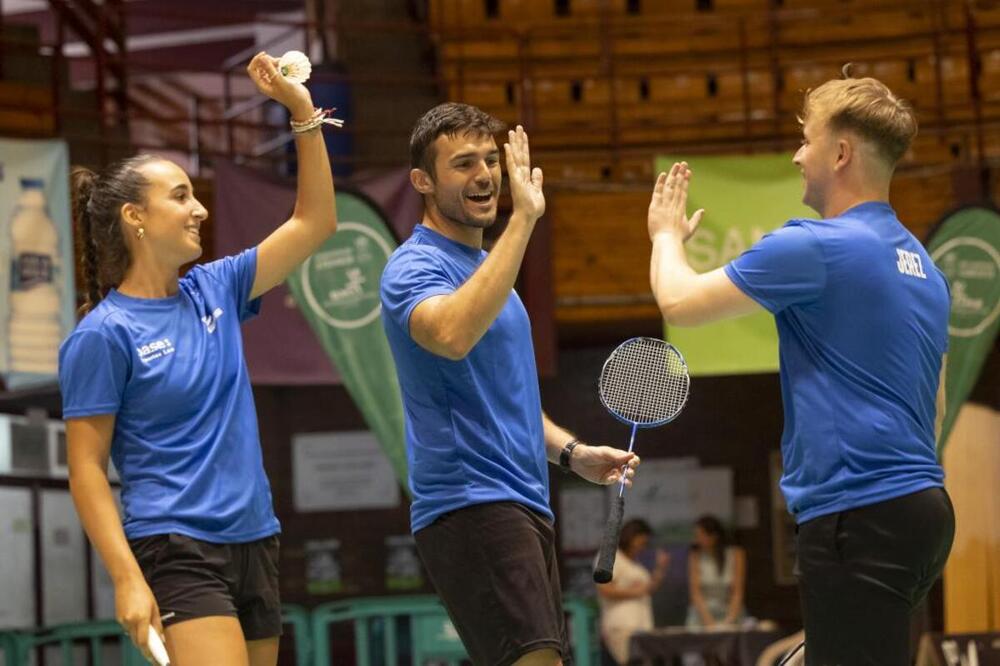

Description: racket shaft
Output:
[593,495,625,583]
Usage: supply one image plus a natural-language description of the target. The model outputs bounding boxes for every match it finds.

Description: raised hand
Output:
[647,162,705,242]
[504,125,545,223]
[247,51,314,120]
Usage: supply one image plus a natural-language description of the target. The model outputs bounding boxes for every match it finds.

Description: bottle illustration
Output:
[8,178,62,374]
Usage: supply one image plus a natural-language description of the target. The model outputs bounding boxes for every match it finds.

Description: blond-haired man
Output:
[645,74,954,664]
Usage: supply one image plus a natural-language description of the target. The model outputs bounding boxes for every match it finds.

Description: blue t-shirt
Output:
[58,248,280,543]
[725,202,949,523]
[380,224,552,532]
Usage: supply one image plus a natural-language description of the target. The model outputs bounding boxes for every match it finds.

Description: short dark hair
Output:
[409,102,506,177]
[618,518,653,552]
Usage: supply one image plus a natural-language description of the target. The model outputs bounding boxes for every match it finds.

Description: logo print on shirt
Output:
[896,248,927,279]
[136,338,175,364]
[201,307,224,333]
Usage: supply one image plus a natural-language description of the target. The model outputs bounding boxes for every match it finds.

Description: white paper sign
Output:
[612,458,733,542]
[559,484,608,552]
[293,430,401,512]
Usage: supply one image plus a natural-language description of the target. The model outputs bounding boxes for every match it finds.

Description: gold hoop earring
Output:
[137,227,145,240]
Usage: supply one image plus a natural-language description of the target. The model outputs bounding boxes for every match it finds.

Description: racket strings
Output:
[599,338,689,425]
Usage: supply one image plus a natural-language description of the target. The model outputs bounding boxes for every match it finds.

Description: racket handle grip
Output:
[148,626,170,666]
[593,495,625,584]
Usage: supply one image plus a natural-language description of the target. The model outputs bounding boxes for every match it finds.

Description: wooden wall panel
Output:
[942,403,1000,632]
[546,187,660,324]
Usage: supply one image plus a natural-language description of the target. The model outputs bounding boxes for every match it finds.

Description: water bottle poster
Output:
[0,139,75,388]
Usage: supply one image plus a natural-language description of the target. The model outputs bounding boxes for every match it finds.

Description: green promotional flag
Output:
[285,192,408,488]
[654,154,814,375]
[926,207,1000,453]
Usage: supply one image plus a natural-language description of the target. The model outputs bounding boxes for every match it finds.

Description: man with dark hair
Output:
[381,102,638,666]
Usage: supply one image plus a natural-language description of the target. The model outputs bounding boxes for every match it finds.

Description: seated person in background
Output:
[596,519,670,665]
[686,515,747,628]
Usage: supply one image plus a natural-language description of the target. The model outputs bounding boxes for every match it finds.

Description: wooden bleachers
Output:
[546,187,661,325]
[430,0,997,325]
[0,81,55,136]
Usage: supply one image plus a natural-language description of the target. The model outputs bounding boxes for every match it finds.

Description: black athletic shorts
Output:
[796,486,954,666]
[129,532,283,641]
[415,501,572,666]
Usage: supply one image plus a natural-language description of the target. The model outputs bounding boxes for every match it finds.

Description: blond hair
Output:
[800,67,917,166]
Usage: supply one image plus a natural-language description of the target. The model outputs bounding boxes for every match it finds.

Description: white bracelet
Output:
[290,107,345,134]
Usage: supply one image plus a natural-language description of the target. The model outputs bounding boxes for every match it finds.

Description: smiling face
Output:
[792,117,839,216]
[422,131,502,230]
[129,160,208,266]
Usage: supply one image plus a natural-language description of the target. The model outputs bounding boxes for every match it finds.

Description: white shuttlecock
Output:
[278,50,312,84]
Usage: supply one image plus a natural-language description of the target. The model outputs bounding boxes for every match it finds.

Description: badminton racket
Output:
[593,337,690,583]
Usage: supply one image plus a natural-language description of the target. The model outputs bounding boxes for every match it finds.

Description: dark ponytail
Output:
[70,167,102,314]
[70,155,160,314]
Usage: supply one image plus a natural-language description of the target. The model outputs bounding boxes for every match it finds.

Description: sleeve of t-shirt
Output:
[380,248,457,337]
[59,328,130,418]
[199,247,262,322]
[723,221,827,313]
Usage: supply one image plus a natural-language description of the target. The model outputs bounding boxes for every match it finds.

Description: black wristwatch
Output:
[559,439,580,472]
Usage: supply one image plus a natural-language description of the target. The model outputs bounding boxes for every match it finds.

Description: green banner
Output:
[654,154,815,375]
[926,207,1000,453]
[285,192,408,489]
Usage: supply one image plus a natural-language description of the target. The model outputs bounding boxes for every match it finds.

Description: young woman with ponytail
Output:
[58,52,337,666]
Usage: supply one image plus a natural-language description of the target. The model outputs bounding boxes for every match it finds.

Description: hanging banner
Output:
[284,192,408,487]
[214,162,410,488]
[214,161,422,384]
[0,139,76,389]
[926,206,1000,452]
[654,153,814,375]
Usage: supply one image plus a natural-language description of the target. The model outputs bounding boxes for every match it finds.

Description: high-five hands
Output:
[504,125,545,223]
[647,161,705,242]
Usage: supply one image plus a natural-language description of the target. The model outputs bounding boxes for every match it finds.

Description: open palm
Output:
[504,125,545,221]
[647,162,705,241]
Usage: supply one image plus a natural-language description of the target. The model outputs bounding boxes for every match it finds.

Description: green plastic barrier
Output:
[408,609,465,666]
[4,619,146,666]
[311,595,450,666]
[0,604,312,666]
[283,603,314,666]
[309,595,598,666]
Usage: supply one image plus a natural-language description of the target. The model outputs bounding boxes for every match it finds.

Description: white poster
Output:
[0,139,76,388]
[692,466,734,525]
[41,489,87,625]
[0,486,34,628]
[292,430,401,512]
[612,457,733,542]
[559,484,608,553]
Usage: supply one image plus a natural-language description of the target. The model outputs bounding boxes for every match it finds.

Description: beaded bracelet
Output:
[290,107,345,134]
